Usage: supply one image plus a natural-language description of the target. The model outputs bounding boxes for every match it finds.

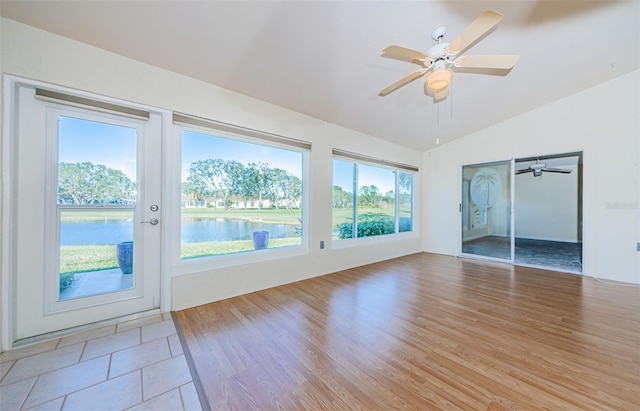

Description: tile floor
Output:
[0,313,202,411]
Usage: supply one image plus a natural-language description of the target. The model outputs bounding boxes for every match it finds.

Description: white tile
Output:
[109,338,171,379]
[0,377,37,411]
[2,344,83,385]
[81,328,140,361]
[23,396,64,411]
[23,355,109,409]
[117,315,163,333]
[179,382,203,411]
[141,320,176,343]
[0,339,59,364]
[167,335,184,357]
[57,325,115,348]
[0,360,15,382]
[142,355,192,400]
[127,388,183,411]
[63,370,142,411]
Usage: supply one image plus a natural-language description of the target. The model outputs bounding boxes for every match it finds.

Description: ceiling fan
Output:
[516,159,573,177]
[379,10,519,100]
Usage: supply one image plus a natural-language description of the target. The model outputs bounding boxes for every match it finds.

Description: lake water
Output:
[60,218,299,245]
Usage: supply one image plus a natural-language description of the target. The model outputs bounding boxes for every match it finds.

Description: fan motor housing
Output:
[427,43,450,62]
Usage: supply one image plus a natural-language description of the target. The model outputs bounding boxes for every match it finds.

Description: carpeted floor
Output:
[462,236,582,273]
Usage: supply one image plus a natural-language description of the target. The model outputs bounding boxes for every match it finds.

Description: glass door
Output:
[55,116,140,301]
[461,160,513,261]
[11,83,162,342]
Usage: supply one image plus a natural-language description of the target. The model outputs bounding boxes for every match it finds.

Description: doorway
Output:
[460,153,583,273]
[6,81,163,344]
[514,153,583,272]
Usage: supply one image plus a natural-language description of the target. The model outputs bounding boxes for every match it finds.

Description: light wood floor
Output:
[173,253,640,411]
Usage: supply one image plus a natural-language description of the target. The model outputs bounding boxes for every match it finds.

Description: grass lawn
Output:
[60,245,119,274]
[60,237,303,276]
[181,237,301,259]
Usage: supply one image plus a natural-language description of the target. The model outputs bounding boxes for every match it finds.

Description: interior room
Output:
[461,152,584,272]
[514,153,583,272]
[1,1,638,410]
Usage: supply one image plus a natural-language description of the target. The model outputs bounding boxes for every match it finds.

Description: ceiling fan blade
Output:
[543,168,573,174]
[379,69,428,96]
[515,169,534,174]
[382,45,429,61]
[453,55,519,70]
[447,10,504,55]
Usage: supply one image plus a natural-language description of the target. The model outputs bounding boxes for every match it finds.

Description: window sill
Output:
[331,231,419,250]
[172,245,310,276]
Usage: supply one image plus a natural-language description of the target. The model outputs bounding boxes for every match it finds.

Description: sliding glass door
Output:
[461,160,513,261]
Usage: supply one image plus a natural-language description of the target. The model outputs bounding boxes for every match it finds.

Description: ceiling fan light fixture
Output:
[427,68,451,91]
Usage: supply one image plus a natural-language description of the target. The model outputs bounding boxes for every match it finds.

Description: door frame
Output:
[1,75,172,349]
[459,154,583,273]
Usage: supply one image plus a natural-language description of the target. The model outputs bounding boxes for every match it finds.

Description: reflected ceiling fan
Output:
[516,159,573,177]
[379,10,519,100]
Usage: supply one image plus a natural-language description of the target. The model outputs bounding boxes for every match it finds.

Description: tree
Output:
[358,184,380,207]
[399,171,413,192]
[383,190,395,205]
[58,162,135,205]
[186,159,238,209]
[263,167,287,209]
[221,160,245,208]
[278,171,302,209]
[181,181,200,204]
[183,159,303,210]
[239,162,263,208]
[332,185,353,208]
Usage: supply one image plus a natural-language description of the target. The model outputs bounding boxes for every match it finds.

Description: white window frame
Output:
[331,149,418,249]
[170,114,311,275]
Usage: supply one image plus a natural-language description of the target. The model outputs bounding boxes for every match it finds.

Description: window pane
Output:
[58,116,137,205]
[57,116,137,301]
[332,160,355,239]
[59,210,134,300]
[181,130,303,259]
[332,157,415,241]
[398,172,413,232]
[357,164,395,238]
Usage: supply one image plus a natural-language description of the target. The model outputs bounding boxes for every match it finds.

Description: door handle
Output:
[141,218,159,225]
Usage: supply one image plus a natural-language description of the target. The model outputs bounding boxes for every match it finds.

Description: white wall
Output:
[0,16,422,339]
[423,70,640,284]
[515,164,579,242]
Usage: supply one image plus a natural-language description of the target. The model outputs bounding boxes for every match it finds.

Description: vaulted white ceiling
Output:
[2,1,638,151]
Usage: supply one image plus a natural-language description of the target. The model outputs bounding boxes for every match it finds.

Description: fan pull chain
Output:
[436,98,440,145]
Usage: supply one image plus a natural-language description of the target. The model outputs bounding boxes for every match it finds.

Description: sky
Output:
[333,160,396,194]
[181,130,302,181]
[57,117,303,182]
[57,115,397,193]
[58,116,137,180]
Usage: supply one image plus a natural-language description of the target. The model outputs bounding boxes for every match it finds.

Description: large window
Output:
[332,153,415,240]
[178,116,307,260]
